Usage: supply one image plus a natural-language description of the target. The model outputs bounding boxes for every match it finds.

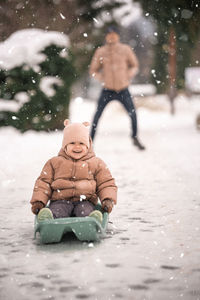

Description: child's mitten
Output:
[102,199,113,213]
[31,201,45,215]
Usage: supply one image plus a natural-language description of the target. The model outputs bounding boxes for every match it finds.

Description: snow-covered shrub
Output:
[0,29,75,132]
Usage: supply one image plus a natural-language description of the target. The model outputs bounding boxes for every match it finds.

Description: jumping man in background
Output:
[89,26,145,150]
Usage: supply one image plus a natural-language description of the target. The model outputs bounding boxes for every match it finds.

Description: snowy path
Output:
[0,96,200,300]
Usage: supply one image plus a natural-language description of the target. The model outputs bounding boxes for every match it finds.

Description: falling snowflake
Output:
[93,17,98,23]
[59,13,66,19]
[80,195,86,201]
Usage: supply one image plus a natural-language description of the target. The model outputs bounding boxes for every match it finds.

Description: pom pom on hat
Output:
[82,121,90,127]
[62,119,90,149]
[64,119,70,127]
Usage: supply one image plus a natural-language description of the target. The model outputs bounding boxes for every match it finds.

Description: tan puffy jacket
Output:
[30,145,117,206]
[89,42,139,92]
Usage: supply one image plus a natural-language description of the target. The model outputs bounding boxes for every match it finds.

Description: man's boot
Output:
[133,137,146,150]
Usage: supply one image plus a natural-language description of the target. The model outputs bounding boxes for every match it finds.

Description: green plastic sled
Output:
[34,205,109,244]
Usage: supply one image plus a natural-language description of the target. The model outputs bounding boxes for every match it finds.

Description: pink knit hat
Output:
[62,119,90,149]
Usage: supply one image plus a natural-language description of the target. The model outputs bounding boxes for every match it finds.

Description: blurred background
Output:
[0,0,200,132]
[1,3,200,299]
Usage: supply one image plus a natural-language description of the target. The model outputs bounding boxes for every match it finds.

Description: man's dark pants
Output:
[90,88,137,140]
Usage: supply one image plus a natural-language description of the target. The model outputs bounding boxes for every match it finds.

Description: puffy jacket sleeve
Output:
[95,158,117,204]
[89,48,103,82]
[30,159,54,206]
[126,46,139,79]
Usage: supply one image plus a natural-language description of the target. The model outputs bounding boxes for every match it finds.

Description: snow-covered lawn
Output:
[0,95,200,300]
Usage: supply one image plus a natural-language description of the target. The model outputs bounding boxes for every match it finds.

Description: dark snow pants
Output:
[90,88,137,140]
[48,200,95,219]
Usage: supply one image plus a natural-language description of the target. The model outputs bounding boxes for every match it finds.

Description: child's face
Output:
[66,142,88,160]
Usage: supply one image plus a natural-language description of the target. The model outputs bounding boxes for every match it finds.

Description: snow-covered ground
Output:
[0,94,200,300]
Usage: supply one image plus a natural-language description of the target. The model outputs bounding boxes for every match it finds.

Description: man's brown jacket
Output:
[90,42,139,91]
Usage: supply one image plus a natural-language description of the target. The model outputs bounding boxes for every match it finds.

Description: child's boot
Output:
[38,208,54,221]
[89,210,103,223]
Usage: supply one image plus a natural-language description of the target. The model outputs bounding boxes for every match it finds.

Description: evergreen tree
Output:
[0,44,75,132]
[135,0,200,92]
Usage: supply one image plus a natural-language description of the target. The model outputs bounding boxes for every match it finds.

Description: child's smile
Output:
[66,142,88,159]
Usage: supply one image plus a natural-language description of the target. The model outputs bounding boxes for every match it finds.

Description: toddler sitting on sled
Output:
[30,119,117,222]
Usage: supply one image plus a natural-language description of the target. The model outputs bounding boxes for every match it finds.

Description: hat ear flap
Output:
[82,121,90,127]
[64,119,70,127]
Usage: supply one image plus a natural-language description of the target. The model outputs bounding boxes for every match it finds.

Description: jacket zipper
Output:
[71,160,76,199]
